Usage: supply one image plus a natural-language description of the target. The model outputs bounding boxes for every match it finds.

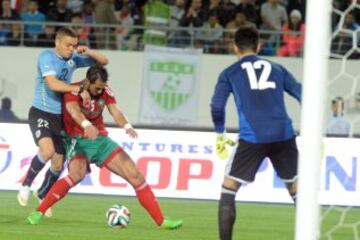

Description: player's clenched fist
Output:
[215,133,235,160]
[76,45,91,55]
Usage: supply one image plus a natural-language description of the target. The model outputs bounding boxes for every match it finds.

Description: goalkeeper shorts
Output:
[225,137,298,183]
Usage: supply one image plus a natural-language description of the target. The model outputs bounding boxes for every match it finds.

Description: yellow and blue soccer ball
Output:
[106,204,131,228]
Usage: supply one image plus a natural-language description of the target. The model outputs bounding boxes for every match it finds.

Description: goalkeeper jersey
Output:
[211,55,302,144]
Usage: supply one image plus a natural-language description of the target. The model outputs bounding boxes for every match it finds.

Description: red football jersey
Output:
[63,83,116,137]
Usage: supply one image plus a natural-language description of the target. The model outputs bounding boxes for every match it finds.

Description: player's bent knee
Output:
[69,171,86,183]
[51,158,64,172]
[127,170,145,187]
[51,163,63,172]
[223,177,241,191]
[38,148,56,161]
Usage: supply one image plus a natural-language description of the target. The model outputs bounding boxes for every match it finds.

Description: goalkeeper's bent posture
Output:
[26,65,182,230]
[210,26,302,240]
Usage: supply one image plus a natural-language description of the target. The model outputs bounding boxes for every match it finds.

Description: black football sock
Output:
[37,167,61,199]
[218,186,237,240]
[23,154,46,187]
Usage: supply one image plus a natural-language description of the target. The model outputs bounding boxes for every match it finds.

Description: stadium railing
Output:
[0,20,306,56]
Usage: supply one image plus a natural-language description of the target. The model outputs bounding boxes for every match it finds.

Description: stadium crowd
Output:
[0,0,356,56]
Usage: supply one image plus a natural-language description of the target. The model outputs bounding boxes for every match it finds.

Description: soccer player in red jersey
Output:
[27,65,183,230]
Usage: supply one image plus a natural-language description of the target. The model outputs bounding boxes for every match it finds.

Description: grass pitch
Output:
[0,191,295,240]
[2,190,357,240]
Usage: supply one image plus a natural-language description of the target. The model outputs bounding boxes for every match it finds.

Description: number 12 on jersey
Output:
[241,60,276,90]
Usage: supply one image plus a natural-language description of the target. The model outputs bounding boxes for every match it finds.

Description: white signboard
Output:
[0,123,359,206]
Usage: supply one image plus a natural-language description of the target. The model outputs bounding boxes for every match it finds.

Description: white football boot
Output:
[17,185,31,207]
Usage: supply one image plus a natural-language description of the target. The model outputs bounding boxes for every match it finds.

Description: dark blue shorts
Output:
[225,137,298,183]
[28,106,65,155]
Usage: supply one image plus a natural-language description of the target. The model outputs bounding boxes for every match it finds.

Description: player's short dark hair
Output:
[86,65,108,83]
[234,26,259,52]
[55,27,77,40]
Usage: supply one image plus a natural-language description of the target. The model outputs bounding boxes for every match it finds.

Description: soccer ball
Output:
[105,204,131,228]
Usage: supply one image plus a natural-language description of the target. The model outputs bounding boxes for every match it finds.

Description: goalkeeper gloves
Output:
[215,133,236,160]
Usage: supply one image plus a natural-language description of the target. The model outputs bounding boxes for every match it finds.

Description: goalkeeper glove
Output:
[215,133,236,160]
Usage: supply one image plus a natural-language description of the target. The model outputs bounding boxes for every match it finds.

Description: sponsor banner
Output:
[139,46,202,126]
[0,123,360,205]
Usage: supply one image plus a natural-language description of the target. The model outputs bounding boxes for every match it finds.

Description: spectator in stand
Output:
[203,0,237,27]
[0,0,19,20]
[258,37,276,56]
[71,13,90,46]
[21,0,46,45]
[179,0,205,46]
[260,0,288,43]
[115,1,134,50]
[5,22,31,46]
[36,25,56,47]
[168,0,185,45]
[327,97,351,137]
[204,0,221,21]
[225,11,256,53]
[342,11,360,31]
[83,1,95,25]
[226,11,256,30]
[170,0,185,28]
[333,11,360,56]
[286,0,305,22]
[236,0,258,25]
[277,9,305,57]
[196,11,223,53]
[37,0,56,16]
[47,0,73,28]
[219,0,237,27]
[3,0,22,13]
[0,0,20,31]
[82,1,96,49]
[114,0,140,25]
[94,0,118,49]
[0,97,20,123]
[180,0,205,29]
[115,0,141,50]
[66,0,83,14]
[143,0,170,46]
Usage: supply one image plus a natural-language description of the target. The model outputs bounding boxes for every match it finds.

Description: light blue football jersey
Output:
[32,49,95,114]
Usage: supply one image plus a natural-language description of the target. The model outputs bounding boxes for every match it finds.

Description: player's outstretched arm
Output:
[66,101,99,140]
[107,103,137,138]
[45,75,81,93]
[45,76,91,104]
[76,45,109,66]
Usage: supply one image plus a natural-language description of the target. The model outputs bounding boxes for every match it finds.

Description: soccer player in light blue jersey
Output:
[27,66,182,230]
[210,26,302,240]
[17,27,108,217]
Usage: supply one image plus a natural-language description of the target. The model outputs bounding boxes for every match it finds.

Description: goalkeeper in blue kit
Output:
[210,26,302,240]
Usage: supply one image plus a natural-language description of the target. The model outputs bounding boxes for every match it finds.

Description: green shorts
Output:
[64,135,121,167]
